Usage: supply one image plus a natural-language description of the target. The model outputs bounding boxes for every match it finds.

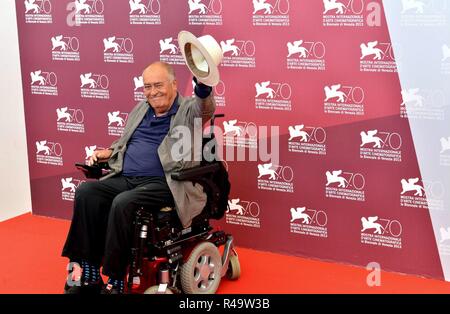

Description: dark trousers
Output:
[61,175,174,279]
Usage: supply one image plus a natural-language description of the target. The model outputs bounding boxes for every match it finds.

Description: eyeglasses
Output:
[143,80,170,92]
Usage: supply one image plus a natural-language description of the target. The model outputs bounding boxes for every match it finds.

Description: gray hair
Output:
[143,61,176,82]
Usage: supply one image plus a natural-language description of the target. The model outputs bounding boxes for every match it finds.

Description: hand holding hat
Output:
[193,76,212,98]
[178,31,223,87]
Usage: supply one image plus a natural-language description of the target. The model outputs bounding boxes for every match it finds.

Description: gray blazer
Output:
[102,93,216,228]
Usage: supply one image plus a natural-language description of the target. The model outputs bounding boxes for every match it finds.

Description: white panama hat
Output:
[178,30,223,87]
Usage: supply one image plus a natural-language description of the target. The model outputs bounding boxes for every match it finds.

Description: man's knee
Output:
[74,181,99,201]
[110,192,134,215]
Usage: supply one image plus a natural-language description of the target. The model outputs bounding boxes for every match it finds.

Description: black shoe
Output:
[100,283,124,295]
[64,278,104,294]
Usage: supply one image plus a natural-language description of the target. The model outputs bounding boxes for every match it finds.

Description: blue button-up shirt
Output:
[122,97,179,177]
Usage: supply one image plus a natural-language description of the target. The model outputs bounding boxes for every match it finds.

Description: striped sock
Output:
[106,278,124,293]
[81,260,100,283]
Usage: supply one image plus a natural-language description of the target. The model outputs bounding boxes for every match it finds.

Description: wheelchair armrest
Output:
[75,162,111,179]
[171,163,219,181]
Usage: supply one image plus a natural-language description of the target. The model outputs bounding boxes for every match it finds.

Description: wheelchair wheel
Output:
[180,242,222,294]
[143,285,174,294]
[226,254,241,280]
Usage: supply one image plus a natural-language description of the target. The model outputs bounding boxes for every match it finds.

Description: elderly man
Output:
[62,61,215,294]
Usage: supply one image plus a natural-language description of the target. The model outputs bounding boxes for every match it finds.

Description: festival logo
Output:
[325,169,365,202]
[188,0,223,25]
[289,206,328,238]
[72,0,105,24]
[255,81,292,111]
[323,83,365,115]
[220,38,256,68]
[440,136,450,166]
[286,39,326,71]
[400,88,446,120]
[400,0,448,27]
[35,139,63,166]
[30,70,58,96]
[400,177,444,210]
[80,72,110,99]
[361,215,402,249]
[56,107,85,133]
[129,0,161,25]
[61,176,85,201]
[359,40,398,73]
[257,162,294,193]
[322,0,382,27]
[24,0,52,23]
[159,36,185,65]
[107,111,129,137]
[252,0,290,26]
[103,36,134,63]
[288,124,327,155]
[51,35,80,61]
[226,198,261,228]
[359,129,402,162]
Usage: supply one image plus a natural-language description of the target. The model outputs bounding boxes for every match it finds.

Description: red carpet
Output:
[1,213,450,294]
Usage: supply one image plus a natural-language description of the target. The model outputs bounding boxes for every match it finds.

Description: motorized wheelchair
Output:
[76,114,240,294]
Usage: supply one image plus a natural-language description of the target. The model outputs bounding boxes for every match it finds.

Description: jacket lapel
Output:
[121,101,149,145]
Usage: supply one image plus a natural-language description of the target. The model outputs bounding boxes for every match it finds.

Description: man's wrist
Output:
[193,77,212,99]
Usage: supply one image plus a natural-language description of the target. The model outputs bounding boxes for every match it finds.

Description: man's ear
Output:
[172,79,178,90]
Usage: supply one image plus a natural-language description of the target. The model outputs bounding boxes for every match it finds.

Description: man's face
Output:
[143,65,177,113]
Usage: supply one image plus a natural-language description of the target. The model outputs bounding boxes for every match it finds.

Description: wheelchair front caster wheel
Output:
[180,242,222,294]
[143,285,174,294]
[226,254,241,280]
